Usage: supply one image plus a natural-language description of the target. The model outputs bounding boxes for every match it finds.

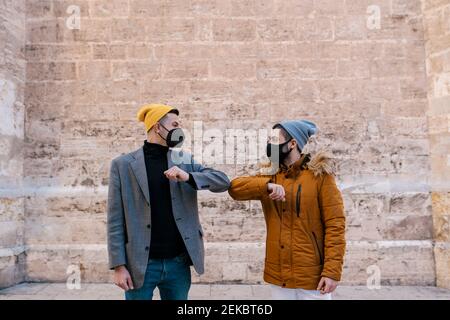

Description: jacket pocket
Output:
[296,184,302,217]
[311,231,323,265]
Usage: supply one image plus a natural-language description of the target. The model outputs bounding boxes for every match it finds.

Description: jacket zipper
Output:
[312,231,323,265]
[296,184,302,217]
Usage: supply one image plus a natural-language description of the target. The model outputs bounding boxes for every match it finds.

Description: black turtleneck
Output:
[143,141,187,259]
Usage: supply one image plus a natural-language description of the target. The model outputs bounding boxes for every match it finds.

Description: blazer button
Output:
[145,246,149,251]
[147,224,151,228]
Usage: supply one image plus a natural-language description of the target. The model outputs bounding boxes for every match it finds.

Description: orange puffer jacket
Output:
[228,152,346,289]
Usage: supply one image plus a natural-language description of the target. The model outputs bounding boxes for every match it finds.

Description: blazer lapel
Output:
[130,147,150,204]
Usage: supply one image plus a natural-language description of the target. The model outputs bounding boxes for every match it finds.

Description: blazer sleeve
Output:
[106,160,127,270]
[189,155,231,193]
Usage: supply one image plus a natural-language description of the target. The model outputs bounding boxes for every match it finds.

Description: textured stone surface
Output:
[422,0,450,288]
[0,0,26,289]
[0,0,448,289]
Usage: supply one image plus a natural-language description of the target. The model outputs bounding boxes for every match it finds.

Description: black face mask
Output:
[158,123,185,148]
[266,140,293,163]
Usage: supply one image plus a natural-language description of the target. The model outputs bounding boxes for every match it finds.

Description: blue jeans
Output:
[125,252,191,300]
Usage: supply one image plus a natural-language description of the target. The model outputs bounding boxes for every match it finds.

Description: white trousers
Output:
[269,284,332,300]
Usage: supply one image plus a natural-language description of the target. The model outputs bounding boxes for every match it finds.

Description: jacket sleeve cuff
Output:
[320,261,343,281]
[186,173,198,189]
[320,272,341,282]
[108,255,127,270]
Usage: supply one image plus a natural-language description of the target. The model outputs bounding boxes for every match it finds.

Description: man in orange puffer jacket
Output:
[228,120,346,300]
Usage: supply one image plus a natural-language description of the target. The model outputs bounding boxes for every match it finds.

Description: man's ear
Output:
[153,122,160,134]
[291,139,297,149]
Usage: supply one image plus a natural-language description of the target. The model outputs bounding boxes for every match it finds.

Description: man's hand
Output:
[317,277,338,294]
[267,183,286,201]
[114,265,134,291]
[164,166,189,182]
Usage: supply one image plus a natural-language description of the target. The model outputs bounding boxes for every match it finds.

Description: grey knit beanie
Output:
[274,120,318,151]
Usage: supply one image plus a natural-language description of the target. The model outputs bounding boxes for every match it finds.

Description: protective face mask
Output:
[158,123,185,148]
[266,139,293,163]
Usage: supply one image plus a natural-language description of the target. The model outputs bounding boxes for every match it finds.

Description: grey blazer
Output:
[107,147,230,289]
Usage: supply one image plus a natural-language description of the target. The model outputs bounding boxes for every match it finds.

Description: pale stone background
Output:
[0,0,449,291]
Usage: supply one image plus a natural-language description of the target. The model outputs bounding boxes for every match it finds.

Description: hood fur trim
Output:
[306,150,336,177]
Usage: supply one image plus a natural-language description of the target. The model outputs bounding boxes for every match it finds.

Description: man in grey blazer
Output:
[107,104,230,300]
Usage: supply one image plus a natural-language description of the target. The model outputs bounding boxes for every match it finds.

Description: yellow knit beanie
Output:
[137,103,178,132]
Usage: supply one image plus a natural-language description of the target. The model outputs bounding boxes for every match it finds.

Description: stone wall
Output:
[0,0,26,288]
[0,0,448,288]
[421,0,450,289]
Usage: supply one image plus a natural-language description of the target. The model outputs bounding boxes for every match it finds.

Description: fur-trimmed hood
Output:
[306,150,336,177]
